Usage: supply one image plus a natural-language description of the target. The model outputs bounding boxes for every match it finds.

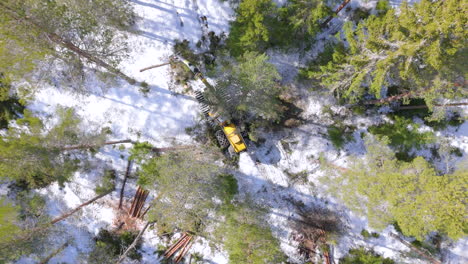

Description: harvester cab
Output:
[207,111,247,154]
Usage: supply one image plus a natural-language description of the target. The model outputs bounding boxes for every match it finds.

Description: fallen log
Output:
[399,102,468,110]
[140,62,171,72]
[116,221,153,264]
[51,190,112,225]
[321,0,351,27]
[39,241,69,264]
[62,139,133,151]
[390,233,441,264]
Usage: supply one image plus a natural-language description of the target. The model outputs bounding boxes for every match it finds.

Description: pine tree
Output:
[205,52,283,122]
[0,194,52,262]
[323,136,468,240]
[0,107,109,188]
[217,202,286,264]
[306,0,467,110]
[0,198,21,245]
[131,146,225,235]
[0,0,135,88]
[0,75,25,129]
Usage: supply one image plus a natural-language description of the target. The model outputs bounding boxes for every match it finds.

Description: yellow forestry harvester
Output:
[176,56,247,154]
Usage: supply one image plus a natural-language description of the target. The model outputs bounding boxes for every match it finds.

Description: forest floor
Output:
[15,0,467,263]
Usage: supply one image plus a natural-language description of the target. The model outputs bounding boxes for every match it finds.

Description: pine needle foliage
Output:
[0,0,135,87]
[205,52,283,122]
[340,247,395,264]
[323,136,468,240]
[306,0,467,108]
[368,116,435,153]
[279,0,333,46]
[0,107,108,188]
[132,147,226,235]
[227,0,277,57]
[218,203,286,264]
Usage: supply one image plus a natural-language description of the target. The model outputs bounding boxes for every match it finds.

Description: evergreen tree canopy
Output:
[280,0,333,44]
[0,75,25,129]
[323,136,467,240]
[340,247,395,264]
[217,203,286,264]
[307,0,467,108]
[227,0,277,57]
[0,0,135,86]
[0,107,108,188]
[131,146,226,234]
[206,52,283,122]
[0,198,21,245]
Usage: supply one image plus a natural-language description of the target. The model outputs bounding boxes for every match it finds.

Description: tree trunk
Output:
[140,62,171,72]
[0,2,137,85]
[39,241,69,264]
[399,102,468,110]
[61,139,134,151]
[390,233,441,264]
[119,160,132,209]
[321,0,351,27]
[364,91,413,105]
[150,145,194,153]
[50,190,112,225]
[116,221,152,264]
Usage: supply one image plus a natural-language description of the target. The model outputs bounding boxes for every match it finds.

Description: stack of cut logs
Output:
[128,186,149,218]
[164,233,194,263]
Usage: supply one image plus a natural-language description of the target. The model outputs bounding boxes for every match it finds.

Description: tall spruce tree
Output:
[322,136,467,240]
[227,0,277,57]
[306,0,467,110]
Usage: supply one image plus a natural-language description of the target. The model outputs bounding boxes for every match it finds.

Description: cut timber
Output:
[321,0,351,27]
[139,62,171,72]
[390,233,441,264]
[135,190,149,218]
[165,235,191,258]
[119,160,132,209]
[164,233,188,257]
[164,234,192,259]
[129,187,149,218]
[129,187,142,215]
[175,237,194,263]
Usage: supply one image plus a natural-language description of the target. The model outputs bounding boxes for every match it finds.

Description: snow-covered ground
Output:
[11,0,468,263]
